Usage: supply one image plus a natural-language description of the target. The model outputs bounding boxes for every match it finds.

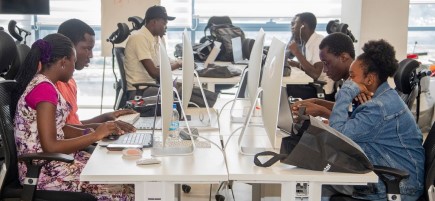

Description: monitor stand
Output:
[180,70,215,128]
[230,69,262,124]
[237,88,277,155]
[151,88,196,156]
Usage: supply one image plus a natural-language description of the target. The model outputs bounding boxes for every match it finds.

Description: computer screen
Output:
[182,29,194,111]
[158,40,174,146]
[259,37,286,148]
[0,0,50,15]
[204,41,221,68]
[238,37,286,154]
[232,37,244,63]
[247,28,265,105]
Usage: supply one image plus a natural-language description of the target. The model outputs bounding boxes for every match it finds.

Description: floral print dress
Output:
[14,74,134,200]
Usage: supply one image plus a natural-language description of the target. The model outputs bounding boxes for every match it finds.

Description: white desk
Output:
[224,133,378,201]
[80,135,227,201]
[173,64,313,92]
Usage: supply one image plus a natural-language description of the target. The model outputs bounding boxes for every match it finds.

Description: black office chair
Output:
[0,30,18,79]
[0,30,18,168]
[394,58,420,110]
[331,121,435,201]
[4,20,31,80]
[0,80,96,201]
[242,38,255,60]
[113,47,159,109]
[108,16,160,110]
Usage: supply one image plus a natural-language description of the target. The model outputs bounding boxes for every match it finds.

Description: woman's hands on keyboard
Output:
[103,109,137,121]
[114,120,136,133]
[93,121,124,141]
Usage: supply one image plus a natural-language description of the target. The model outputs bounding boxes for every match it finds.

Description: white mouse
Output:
[136,158,161,165]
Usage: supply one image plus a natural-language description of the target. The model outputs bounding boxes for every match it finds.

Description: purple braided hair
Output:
[32,39,52,64]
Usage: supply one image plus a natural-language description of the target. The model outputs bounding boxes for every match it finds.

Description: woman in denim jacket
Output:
[329,40,424,200]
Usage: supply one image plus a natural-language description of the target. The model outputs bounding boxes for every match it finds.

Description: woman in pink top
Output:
[14,33,134,200]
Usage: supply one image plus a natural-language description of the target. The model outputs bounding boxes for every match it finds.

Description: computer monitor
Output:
[230,29,265,122]
[238,37,286,155]
[232,37,244,63]
[181,29,213,127]
[247,28,265,105]
[259,38,286,149]
[151,39,194,156]
[277,86,294,134]
[203,41,221,68]
[159,41,174,147]
[182,29,194,111]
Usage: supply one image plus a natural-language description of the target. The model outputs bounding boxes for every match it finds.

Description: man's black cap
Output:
[145,5,175,22]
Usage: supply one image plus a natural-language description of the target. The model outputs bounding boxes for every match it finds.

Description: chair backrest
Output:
[0,31,18,77]
[242,38,255,60]
[394,58,420,110]
[204,16,232,34]
[114,47,127,109]
[0,80,21,193]
[4,44,30,80]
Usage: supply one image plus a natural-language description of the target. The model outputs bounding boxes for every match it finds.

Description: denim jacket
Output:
[329,80,424,200]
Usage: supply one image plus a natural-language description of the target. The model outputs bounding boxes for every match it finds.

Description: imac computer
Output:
[196,41,222,69]
[151,40,195,156]
[237,37,286,155]
[230,29,266,123]
[181,29,213,127]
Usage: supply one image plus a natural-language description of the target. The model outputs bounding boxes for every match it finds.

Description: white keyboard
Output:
[134,117,162,130]
[116,113,140,124]
[154,140,211,148]
[121,132,152,145]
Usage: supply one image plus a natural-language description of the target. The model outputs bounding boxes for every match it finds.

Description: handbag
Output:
[254,115,374,173]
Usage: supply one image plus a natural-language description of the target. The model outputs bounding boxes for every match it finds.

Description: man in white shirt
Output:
[287,12,335,101]
[124,5,181,99]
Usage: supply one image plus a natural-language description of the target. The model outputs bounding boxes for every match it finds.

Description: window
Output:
[2,1,432,119]
[408,1,435,58]
[162,0,342,58]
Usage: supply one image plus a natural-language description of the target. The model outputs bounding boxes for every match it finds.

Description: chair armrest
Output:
[132,83,160,96]
[132,83,159,88]
[18,153,75,201]
[18,153,74,164]
[373,165,409,180]
[373,165,409,195]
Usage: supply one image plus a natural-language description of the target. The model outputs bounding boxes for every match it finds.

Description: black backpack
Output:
[203,16,245,61]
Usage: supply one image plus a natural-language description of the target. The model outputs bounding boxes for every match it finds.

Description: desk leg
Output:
[281,182,296,201]
[135,182,175,201]
[309,182,322,201]
[207,83,215,92]
[251,183,262,201]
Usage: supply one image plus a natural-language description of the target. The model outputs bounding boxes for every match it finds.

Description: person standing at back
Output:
[124,5,181,100]
[287,12,335,100]
[57,19,135,133]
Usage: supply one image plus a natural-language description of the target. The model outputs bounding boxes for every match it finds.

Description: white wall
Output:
[342,0,410,60]
[101,0,160,56]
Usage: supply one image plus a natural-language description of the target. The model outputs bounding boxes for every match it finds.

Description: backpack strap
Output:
[254,151,287,167]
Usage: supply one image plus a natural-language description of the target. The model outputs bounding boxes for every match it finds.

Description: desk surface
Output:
[80,135,227,183]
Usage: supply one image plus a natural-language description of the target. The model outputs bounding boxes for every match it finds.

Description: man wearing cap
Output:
[124,5,181,99]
